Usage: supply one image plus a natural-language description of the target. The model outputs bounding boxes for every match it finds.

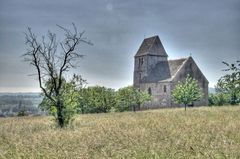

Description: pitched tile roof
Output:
[142,58,187,83]
[168,58,187,77]
[135,35,168,57]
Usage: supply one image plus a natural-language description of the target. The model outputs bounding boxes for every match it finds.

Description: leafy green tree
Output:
[23,24,92,127]
[172,75,202,111]
[216,61,240,105]
[39,74,86,126]
[116,86,151,112]
[77,86,116,114]
[208,93,229,106]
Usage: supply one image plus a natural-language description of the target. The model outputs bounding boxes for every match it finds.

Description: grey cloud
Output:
[0,0,239,91]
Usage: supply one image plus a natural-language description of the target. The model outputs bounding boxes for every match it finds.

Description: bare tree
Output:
[23,23,92,127]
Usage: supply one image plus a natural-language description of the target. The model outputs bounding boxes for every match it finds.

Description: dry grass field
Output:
[0,106,240,159]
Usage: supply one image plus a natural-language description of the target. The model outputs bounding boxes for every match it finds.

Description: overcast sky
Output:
[0,0,239,92]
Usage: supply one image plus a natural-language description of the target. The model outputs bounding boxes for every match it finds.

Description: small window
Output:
[163,85,167,93]
[148,87,152,95]
[139,58,144,67]
[138,58,141,68]
[141,58,144,65]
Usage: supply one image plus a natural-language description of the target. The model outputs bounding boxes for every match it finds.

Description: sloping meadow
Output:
[0,106,240,158]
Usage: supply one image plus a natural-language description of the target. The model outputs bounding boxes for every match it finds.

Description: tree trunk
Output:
[185,104,187,111]
[231,92,237,105]
[133,105,136,112]
[56,100,64,128]
[81,107,84,114]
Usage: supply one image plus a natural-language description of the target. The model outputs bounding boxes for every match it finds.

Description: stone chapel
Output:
[133,35,208,109]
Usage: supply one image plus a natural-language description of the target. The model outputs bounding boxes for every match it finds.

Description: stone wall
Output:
[134,55,168,87]
[139,82,172,109]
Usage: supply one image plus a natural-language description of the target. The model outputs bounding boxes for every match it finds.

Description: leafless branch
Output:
[23,24,92,108]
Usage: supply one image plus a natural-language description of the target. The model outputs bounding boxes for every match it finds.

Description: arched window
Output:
[163,85,167,93]
[148,87,152,95]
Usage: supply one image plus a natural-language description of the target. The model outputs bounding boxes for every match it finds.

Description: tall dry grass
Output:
[0,106,240,159]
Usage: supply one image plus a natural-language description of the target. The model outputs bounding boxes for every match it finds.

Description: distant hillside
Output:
[0,92,41,96]
[0,92,43,116]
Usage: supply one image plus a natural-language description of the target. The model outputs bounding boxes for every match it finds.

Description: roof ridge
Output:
[168,57,187,61]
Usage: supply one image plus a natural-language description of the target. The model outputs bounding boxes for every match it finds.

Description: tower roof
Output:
[135,35,168,57]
